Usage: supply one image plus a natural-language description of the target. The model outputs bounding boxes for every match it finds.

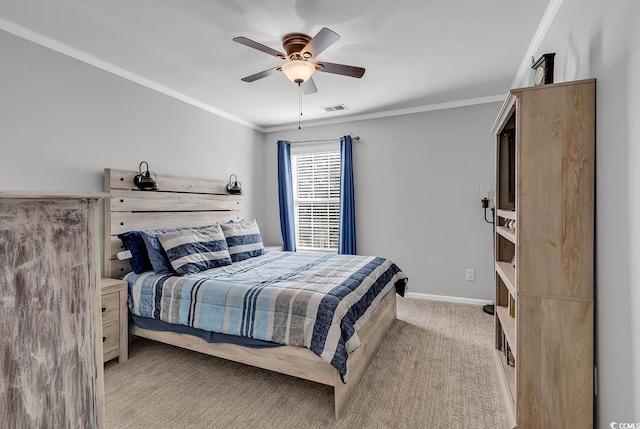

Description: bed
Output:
[104,168,407,418]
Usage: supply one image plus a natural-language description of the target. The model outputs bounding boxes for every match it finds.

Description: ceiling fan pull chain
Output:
[298,82,302,130]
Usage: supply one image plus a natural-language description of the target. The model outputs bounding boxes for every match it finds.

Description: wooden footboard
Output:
[130,288,397,419]
[334,287,397,417]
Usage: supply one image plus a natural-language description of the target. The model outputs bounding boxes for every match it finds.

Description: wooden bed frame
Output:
[104,168,397,418]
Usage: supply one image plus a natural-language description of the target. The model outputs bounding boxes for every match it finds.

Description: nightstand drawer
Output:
[102,322,120,356]
[101,292,120,325]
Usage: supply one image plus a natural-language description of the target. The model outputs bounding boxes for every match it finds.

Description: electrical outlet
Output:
[465,269,475,281]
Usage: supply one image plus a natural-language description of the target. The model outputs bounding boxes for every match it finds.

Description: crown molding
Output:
[0,17,265,132]
[262,94,508,133]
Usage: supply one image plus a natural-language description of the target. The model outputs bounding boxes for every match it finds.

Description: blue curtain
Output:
[277,140,296,251]
[339,135,356,255]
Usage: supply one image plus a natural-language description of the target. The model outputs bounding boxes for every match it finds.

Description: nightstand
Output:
[100,278,128,363]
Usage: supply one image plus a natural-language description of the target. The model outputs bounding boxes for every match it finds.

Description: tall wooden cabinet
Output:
[491,80,595,428]
[0,192,107,428]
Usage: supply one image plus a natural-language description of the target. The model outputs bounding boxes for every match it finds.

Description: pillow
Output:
[220,219,265,262]
[139,225,211,274]
[155,224,232,275]
[140,229,175,274]
[117,231,152,274]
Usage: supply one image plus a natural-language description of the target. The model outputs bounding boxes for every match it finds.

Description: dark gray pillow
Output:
[117,231,152,274]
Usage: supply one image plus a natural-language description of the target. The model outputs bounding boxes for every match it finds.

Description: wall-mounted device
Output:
[226,174,243,195]
[480,184,494,224]
[133,161,158,191]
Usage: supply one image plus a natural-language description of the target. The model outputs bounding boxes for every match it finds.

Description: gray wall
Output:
[264,103,500,301]
[0,29,265,271]
[532,0,640,424]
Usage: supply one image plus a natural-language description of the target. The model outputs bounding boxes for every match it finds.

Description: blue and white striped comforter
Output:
[124,251,407,381]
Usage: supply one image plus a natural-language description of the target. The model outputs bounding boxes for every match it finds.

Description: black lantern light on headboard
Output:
[133,161,158,191]
[227,174,242,195]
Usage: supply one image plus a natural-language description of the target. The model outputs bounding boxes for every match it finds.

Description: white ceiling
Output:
[0,0,551,132]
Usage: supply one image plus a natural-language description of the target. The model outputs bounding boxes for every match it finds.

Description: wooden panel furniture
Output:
[0,191,107,428]
[104,168,397,418]
[101,278,128,363]
[490,79,595,428]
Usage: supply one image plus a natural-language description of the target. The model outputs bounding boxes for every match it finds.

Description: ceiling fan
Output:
[233,27,365,94]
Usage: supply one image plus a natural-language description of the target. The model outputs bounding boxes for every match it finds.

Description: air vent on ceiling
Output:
[322,104,348,112]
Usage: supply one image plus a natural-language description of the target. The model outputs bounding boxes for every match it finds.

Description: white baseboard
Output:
[403,292,492,306]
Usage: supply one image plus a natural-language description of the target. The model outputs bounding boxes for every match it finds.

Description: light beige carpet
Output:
[104,298,509,429]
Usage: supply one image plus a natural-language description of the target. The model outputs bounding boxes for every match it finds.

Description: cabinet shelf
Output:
[497,209,516,220]
[492,349,516,425]
[496,226,516,244]
[495,261,516,296]
[496,305,516,359]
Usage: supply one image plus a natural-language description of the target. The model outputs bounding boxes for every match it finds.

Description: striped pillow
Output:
[220,219,265,262]
[155,225,232,275]
[140,225,212,274]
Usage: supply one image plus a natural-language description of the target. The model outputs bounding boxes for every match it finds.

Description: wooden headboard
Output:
[104,168,242,279]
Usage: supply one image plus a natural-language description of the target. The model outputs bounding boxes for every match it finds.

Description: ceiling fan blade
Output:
[241,67,279,82]
[301,27,340,59]
[233,36,286,59]
[302,77,318,95]
[315,61,365,78]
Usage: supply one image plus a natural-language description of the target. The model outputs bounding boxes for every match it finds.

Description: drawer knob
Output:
[103,337,106,342]
[102,306,107,313]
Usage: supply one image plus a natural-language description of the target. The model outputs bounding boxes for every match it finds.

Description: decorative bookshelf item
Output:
[532,53,555,86]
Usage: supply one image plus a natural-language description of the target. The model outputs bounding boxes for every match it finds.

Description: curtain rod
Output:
[280,134,360,144]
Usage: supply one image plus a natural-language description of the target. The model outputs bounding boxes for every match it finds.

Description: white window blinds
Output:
[292,150,340,251]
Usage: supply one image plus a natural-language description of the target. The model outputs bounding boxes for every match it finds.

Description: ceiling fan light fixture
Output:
[281,60,315,83]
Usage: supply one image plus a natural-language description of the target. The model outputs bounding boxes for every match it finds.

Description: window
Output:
[291,144,340,252]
